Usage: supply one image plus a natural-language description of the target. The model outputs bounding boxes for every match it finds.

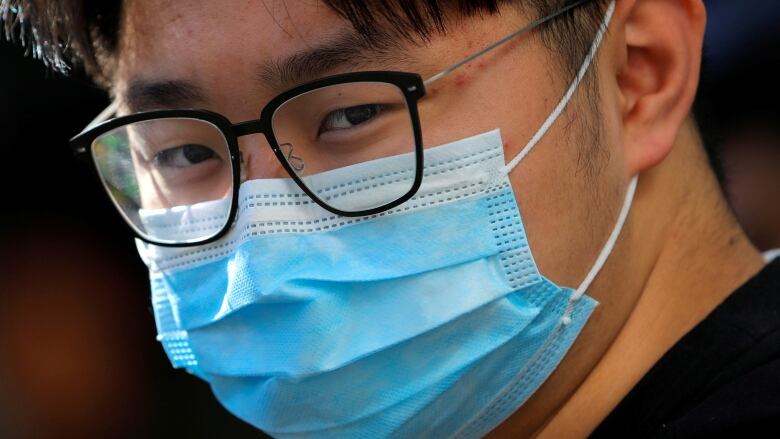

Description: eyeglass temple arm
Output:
[423,0,593,86]
[82,99,120,133]
[70,99,119,155]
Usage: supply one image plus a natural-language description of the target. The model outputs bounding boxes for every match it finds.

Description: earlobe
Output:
[612,0,706,175]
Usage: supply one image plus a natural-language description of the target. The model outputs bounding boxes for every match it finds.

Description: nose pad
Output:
[238,134,291,181]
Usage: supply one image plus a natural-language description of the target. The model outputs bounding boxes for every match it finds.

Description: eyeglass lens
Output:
[271,81,417,212]
[90,117,234,244]
[90,81,417,244]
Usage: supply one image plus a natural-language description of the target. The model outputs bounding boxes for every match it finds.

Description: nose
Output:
[238,134,290,180]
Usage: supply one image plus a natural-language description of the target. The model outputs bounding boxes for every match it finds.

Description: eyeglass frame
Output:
[70,0,593,247]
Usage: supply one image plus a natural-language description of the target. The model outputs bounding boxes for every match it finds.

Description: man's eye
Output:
[319,104,384,134]
[153,144,217,168]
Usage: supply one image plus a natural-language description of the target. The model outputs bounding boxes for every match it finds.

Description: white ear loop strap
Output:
[501,0,615,175]
[559,174,637,327]
[485,0,630,318]
[574,175,638,300]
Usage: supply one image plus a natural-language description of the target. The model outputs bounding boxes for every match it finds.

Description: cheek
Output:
[513,121,625,290]
[510,127,575,267]
[411,45,624,288]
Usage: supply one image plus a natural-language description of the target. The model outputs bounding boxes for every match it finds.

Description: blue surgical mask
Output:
[137,3,634,437]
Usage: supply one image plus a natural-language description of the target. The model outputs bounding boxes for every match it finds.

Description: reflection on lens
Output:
[271,82,417,212]
[91,118,233,244]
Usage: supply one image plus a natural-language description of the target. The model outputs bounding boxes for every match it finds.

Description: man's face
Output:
[116,0,628,288]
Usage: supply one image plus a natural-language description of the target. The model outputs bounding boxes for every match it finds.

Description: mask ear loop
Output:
[574,176,637,300]
[484,0,628,324]
[500,0,615,176]
[571,174,638,298]
[559,175,637,326]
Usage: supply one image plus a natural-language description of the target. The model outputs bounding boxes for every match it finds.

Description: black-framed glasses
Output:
[70,0,592,247]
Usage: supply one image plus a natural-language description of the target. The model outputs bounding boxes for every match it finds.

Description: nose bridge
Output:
[233,119,265,137]
[236,130,289,180]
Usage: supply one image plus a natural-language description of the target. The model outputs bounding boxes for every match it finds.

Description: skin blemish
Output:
[454,73,468,87]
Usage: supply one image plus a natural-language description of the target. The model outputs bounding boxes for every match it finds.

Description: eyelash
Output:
[318,104,386,135]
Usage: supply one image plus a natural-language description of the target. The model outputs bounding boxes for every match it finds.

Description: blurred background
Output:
[0,0,778,438]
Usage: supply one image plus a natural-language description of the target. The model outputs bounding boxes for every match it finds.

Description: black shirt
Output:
[591,258,780,438]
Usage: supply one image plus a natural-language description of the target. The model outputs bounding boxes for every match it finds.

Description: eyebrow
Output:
[124,79,208,113]
[124,29,407,113]
[258,30,407,90]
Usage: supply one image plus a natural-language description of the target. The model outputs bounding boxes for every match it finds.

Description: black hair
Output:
[1,0,609,86]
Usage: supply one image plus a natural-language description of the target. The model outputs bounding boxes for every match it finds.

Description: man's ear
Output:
[609,0,706,174]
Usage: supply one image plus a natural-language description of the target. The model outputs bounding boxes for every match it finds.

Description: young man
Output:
[4,0,778,437]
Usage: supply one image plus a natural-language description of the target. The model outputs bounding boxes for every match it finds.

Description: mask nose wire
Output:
[499,0,615,176]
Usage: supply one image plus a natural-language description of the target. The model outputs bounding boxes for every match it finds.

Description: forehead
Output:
[120,0,346,54]
[116,1,351,89]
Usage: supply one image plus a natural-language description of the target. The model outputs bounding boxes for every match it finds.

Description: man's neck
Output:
[532,118,766,438]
